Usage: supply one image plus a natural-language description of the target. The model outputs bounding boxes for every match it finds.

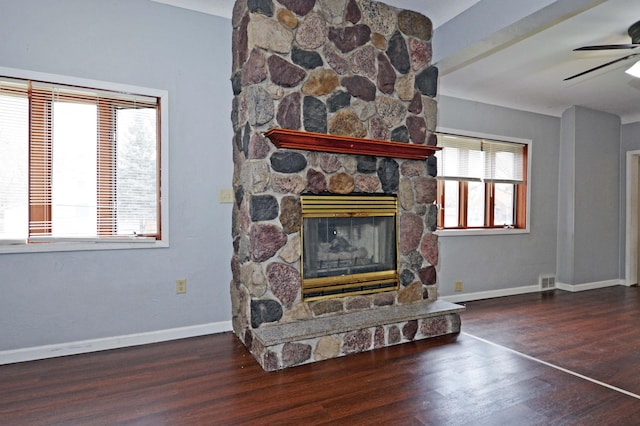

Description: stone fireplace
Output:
[230,0,463,371]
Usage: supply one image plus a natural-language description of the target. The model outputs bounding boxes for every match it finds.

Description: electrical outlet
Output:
[176,278,187,294]
[218,189,234,204]
[454,281,463,292]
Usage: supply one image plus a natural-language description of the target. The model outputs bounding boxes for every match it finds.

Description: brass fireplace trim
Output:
[302,270,398,301]
[301,194,397,216]
[300,195,399,302]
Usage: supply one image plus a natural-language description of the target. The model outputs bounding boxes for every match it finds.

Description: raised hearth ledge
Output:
[253,299,464,347]
[264,128,440,161]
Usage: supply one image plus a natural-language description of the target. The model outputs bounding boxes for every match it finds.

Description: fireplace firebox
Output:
[301,195,398,301]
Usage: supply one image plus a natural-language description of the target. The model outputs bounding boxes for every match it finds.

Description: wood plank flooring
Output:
[462,285,640,397]
[2,286,640,425]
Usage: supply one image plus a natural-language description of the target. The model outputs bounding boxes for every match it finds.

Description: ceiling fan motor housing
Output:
[629,20,640,44]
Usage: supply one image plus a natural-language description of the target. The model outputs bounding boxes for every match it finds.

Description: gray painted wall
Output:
[573,107,620,284]
[437,96,560,296]
[556,107,576,284]
[557,106,620,285]
[0,0,234,351]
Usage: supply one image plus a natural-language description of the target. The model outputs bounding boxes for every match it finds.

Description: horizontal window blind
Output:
[0,79,29,240]
[436,134,525,183]
[0,76,160,241]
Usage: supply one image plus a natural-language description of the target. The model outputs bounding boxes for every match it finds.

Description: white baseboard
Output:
[440,285,541,304]
[0,321,233,365]
[555,279,623,292]
[440,279,624,304]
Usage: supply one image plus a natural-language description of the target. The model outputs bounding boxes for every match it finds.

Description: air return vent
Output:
[539,275,556,291]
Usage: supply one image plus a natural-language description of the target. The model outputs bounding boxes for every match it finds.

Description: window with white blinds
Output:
[435,132,528,231]
[0,72,163,245]
[437,134,525,183]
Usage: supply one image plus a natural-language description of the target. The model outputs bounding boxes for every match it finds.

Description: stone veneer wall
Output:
[230,0,448,370]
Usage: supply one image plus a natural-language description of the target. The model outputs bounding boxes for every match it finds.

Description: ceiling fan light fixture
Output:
[625,60,640,78]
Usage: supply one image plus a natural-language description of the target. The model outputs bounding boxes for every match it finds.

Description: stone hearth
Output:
[230,0,463,371]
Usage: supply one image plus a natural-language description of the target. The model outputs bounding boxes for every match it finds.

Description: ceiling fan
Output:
[564,20,640,81]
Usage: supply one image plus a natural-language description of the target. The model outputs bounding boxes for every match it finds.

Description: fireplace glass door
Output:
[301,195,398,301]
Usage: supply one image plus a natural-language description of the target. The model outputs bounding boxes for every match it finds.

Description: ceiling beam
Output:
[434,0,606,75]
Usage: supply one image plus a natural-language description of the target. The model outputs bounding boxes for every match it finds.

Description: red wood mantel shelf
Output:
[264,128,440,161]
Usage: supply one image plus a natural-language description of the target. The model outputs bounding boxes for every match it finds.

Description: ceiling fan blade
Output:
[564,53,640,81]
[574,44,640,51]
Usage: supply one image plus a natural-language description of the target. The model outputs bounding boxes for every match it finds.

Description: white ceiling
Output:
[152,0,640,124]
[434,0,640,124]
[150,0,481,28]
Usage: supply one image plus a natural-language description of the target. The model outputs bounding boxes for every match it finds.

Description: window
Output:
[0,68,167,250]
[436,133,528,231]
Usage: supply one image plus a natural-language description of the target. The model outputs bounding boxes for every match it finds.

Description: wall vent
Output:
[539,275,556,291]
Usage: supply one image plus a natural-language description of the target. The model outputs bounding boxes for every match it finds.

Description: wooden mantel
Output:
[264,128,440,161]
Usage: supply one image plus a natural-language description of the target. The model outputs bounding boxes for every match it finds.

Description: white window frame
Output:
[0,67,169,254]
[435,127,531,237]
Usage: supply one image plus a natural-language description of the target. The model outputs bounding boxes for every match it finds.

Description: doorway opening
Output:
[625,150,640,286]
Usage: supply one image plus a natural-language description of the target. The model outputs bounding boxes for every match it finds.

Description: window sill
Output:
[435,228,529,237]
[0,238,168,254]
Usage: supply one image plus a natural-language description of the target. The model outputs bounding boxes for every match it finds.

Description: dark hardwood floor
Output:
[2,286,640,425]
[462,285,640,397]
